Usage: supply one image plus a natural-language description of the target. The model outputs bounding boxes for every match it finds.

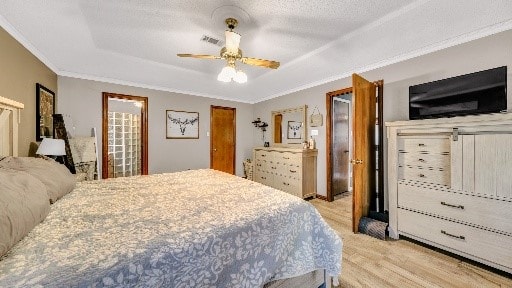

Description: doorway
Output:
[102,92,148,179]
[210,106,236,174]
[332,95,352,196]
[326,75,384,233]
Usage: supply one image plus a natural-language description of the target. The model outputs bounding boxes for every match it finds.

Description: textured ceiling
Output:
[1,0,511,103]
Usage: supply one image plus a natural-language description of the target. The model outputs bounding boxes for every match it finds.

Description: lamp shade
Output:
[36,138,66,156]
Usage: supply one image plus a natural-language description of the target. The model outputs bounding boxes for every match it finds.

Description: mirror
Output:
[271,105,307,147]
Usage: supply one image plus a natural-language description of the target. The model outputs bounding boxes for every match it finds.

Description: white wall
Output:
[254,29,512,205]
[57,76,254,177]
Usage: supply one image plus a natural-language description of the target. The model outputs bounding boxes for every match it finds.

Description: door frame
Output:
[325,81,384,206]
[325,87,353,201]
[102,92,148,179]
[210,105,236,174]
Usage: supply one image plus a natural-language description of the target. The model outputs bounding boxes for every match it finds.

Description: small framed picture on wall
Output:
[287,121,302,139]
[166,110,199,139]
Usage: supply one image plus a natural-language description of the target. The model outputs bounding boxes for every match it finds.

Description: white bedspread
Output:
[0,169,342,287]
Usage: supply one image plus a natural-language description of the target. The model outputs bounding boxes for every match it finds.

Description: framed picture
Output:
[36,83,55,141]
[287,121,302,139]
[166,110,199,139]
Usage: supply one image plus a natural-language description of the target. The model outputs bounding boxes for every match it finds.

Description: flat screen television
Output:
[409,66,507,120]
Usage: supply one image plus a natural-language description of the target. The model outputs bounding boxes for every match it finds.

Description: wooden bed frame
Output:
[0,96,24,156]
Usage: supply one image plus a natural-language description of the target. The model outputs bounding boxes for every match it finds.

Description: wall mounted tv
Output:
[409,66,507,120]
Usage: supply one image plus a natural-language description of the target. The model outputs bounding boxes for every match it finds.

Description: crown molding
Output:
[255,20,512,104]
[58,70,253,104]
[0,15,60,73]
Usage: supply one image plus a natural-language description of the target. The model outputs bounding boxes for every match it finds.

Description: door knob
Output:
[350,159,363,164]
[343,150,349,154]
[213,148,217,152]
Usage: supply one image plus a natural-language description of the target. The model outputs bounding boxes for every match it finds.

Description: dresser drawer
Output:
[253,170,273,187]
[255,150,273,160]
[274,152,301,163]
[279,177,302,198]
[397,182,512,234]
[278,162,301,178]
[399,137,450,154]
[398,152,450,170]
[398,209,512,270]
[398,165,450,186]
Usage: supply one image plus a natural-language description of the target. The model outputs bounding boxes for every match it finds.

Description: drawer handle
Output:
[290,170,297,173]
[284,157,290,159]
[418,143,425,147]
[441,201,464,210]
[419,174,426,178]
[261,155,266,157]
[441,230,465,240]
[271,166,276,169]
[418,158,426,162]
[283,182,290,186]
[261,176,266,180]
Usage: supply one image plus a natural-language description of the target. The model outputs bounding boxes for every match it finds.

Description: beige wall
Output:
[57,76,254,177]
[254,29,512,204]
[0,26,57,156]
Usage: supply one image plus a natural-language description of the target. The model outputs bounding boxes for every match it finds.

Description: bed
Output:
[0,97,342,288]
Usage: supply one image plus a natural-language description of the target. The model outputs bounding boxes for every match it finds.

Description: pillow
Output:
[0,168,50,257]
[0,157,76,203]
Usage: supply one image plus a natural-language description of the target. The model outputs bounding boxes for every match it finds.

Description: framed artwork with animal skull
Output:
[166,110,199,139]
[287,121,302,139]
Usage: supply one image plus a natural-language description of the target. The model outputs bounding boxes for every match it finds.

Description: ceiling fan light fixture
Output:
[217,72,231,82]
[233,70,247,83]
[225,30,241,55]
[219,65,236,79]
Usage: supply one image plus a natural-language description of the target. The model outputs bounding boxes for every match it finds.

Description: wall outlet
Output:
[206,131,210,137]
[311,129,319,136]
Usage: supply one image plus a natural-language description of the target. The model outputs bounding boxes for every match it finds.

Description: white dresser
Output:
[253,147,317,199]
[387,114,512,274]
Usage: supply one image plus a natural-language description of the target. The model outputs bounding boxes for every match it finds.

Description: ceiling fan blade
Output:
[177,54,222,60]
[225,30,241,54]
[240,57,280,69]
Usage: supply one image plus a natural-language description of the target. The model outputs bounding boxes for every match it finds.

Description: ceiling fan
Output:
[177,18,280,83]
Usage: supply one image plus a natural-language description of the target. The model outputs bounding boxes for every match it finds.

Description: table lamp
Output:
[36,138,66,163]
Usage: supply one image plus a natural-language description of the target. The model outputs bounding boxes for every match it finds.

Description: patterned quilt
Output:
[0,169,342,287]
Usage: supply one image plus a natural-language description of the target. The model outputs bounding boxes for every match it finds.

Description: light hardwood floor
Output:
[309,193,512,288]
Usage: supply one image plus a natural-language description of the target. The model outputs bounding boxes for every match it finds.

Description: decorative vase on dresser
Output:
[386,113,512,274]
[253,147,317,199]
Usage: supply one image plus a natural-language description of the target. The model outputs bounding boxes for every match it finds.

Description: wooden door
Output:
[352,73,376,233]
[210,106,236,174]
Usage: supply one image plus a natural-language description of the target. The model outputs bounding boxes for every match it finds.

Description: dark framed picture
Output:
[36,83,55,141]
[287,121,302,139]
[166,110,199,139]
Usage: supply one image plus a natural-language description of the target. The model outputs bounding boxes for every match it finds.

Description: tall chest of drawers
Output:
[253,147,317,199]
[387,114,512,274]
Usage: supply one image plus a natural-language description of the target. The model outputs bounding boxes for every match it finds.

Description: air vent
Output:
[200,35,224,47]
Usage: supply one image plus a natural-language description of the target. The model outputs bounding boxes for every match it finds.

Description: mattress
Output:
[0,169,342,287]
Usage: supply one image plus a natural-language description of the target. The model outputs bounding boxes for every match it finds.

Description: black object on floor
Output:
[358,216,388,240]
[368,211,389,223]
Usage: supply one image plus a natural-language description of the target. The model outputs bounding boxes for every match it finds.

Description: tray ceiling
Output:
[1,0,511,103]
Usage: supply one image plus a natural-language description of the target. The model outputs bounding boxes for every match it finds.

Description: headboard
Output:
[0,96,24,156]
